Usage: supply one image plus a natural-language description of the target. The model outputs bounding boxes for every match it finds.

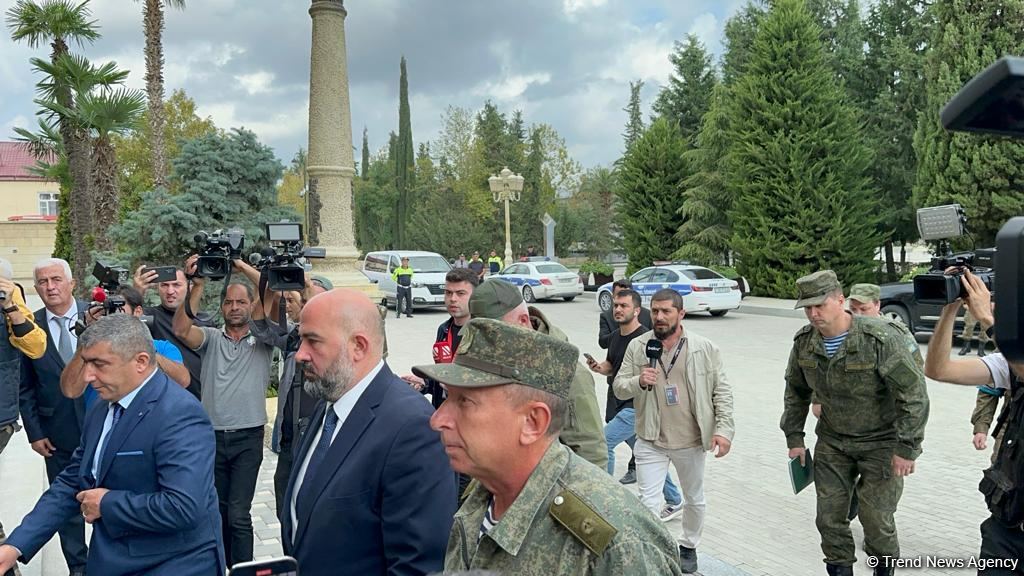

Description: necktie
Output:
[297,404,338,508]
[55,316,74,363]
[94,403,125,483]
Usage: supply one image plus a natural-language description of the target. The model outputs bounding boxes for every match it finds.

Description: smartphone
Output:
[583,352,596,363]
[229,556,298,576]
[143,266,178,283]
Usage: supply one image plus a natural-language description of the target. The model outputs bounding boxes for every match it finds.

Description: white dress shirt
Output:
[92,368,158,480]
[45,301,80,350]
[291,360,384,542]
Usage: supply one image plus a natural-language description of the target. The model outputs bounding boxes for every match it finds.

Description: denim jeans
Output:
[604,408,681,505]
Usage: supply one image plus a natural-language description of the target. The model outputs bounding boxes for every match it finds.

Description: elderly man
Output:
[414,318,682,575]
[282,289,456,575]
[0,314,224,575]
[782,270,929,576]
[469,279,607,469]
[19,258,89,574]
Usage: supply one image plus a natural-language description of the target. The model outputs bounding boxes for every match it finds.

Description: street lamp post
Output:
[488,166,525,269]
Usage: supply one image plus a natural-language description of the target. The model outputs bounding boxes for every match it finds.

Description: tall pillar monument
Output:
[306,0,372,290]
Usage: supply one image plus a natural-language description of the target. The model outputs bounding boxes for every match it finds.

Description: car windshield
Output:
[408,256,451,273]
[681,268,723,280]
[535,263,570,274]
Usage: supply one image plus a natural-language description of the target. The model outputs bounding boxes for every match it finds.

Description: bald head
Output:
[302,289,384,359]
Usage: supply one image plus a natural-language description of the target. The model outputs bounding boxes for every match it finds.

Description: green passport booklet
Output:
[789,450,814,494]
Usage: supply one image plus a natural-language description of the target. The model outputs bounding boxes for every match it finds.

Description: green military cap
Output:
[411,318,577,399]
[310,275,333,291]
[848,283,880,303]
[794,270,842,309]
[469,279,523,319]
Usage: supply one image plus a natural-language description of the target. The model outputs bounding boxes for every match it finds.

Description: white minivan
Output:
[361,250,452,310]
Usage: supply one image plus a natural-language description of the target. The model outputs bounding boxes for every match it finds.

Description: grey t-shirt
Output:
[195,326,273,430]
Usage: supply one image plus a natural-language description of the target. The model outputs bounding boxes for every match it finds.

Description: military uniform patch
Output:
[548,489,617,555]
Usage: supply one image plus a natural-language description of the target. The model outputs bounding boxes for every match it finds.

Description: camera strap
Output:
[183,266,233,322]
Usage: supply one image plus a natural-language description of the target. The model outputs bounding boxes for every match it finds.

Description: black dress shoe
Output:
[978,345,987,357]
[678,546,698,573]
[958,341,973,355]
[826,564,853,576]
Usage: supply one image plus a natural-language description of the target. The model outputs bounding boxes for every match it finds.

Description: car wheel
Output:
[881,304,912,330]
[598,291,612,312]
[563,296,575,302]
[523,285,537,303]
[709,310,728,317]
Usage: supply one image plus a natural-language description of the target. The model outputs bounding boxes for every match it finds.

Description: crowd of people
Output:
[0,253,1019,575]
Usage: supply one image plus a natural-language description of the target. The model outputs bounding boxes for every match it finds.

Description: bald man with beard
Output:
[281,289,457,576]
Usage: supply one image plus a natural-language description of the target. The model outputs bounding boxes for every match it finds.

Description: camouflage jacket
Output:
[781,315,929,460]
[445,442,683,575]
[529,307,608,470]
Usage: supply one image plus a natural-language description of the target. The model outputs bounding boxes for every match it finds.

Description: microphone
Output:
[91,286,107,303]
[645,339,663,370]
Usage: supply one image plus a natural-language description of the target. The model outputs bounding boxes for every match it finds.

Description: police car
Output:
[596,264,741,317]
[495,261,585,303]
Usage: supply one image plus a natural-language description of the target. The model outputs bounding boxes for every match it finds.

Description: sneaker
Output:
[660,503,683,522]
[618,469,636,485]
[678,545,698,573]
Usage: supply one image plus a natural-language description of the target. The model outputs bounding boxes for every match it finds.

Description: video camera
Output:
[941,56,1024,360]
[91,261,130,315]
[911,204,995,306]
[193,228,245,280]
[249,222,325,292]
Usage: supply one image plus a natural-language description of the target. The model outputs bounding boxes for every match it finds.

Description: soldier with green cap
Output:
[413,318,683,575]
[781,270,929,576]
[467,279,607,469]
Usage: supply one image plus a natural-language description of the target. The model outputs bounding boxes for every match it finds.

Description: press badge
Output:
[665,386,680,406]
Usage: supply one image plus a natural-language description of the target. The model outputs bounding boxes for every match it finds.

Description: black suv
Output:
[879,281,967,335]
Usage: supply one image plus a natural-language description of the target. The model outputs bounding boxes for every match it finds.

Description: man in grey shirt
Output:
[173,255,273,569]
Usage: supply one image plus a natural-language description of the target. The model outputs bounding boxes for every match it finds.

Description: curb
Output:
[735,303,805,320]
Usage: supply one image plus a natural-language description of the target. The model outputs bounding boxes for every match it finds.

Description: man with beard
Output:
[173,255,273,568]
[134,265,209,398]
[281,289,456,576]
[613,288,734,574]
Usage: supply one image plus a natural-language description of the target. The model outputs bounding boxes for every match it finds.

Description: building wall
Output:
[0,181,61,220]
[0,221,56,284]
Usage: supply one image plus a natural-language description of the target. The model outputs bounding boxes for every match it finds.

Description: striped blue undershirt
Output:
[823,332,849,358]
[479,497,498,542]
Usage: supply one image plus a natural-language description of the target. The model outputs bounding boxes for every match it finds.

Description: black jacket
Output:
[598,306,652,349]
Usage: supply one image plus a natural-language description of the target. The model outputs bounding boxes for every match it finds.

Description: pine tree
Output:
[393,56,414,248]
[622,80,645,152]
[722,1,769,85]
[616,117,689,274]
[913,0,1024,247]
[651,34,718,146]
[726,0,879,297]
[360,126,369,180]
[673,84,732,266]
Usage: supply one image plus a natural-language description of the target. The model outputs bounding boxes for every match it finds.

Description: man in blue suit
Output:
[282,288,457,576]
[0,314,224,575]
[18,258,88,574]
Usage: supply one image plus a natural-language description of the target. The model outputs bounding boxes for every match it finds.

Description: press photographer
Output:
[60,285,190,405]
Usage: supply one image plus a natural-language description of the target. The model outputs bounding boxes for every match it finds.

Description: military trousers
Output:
[814,437,903,566]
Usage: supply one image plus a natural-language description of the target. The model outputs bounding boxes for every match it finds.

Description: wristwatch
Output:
[2,305,17,314]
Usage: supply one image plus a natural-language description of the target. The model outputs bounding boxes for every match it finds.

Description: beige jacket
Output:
[613,330,734,450]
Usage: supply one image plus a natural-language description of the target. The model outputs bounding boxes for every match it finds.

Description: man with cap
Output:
[414,318,683,575]
[392,256,415,318]
[468,279,607,469]
[781,270,929,576]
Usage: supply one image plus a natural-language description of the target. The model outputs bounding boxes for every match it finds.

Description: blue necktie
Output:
[297,405,338,507]
[94,403,125,484]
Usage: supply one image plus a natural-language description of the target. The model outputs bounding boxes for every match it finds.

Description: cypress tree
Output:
[622,80,645,153]
[651,34,717,146]
[361,126,369,181]
[394,56,414,248]
[913,0,1024,246]
[726,0,878,297]
[616,117,689,274]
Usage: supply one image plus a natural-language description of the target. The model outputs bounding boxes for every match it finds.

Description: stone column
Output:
[306,0,368,287]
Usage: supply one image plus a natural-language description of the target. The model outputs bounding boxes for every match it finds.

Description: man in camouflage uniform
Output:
[468,279,607,469]
[781,271,929,576]
[847,283,922,367]
[413,318,682,575]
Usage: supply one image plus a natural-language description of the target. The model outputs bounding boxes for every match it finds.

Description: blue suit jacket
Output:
[7,370,225,576]
[282,364,457,576]
[19,304,87,451]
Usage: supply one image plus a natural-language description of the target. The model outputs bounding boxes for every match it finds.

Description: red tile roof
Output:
[0,141,55,181]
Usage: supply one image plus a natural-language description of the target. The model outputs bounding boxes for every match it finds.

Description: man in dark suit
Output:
[0,314,224,576]
[282,289,457,576]
[18,258,88,574]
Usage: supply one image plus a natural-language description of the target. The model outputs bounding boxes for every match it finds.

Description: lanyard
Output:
[658,337,685,379]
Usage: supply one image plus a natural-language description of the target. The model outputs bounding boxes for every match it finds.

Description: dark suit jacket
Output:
[6,370,224,576]
[19,303,87,451]
[282,364,456,576]
[598,306,652,349]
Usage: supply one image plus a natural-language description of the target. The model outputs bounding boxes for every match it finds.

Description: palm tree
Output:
[140,0,185,190]
[7,0,100,283]
[14,118,74,261]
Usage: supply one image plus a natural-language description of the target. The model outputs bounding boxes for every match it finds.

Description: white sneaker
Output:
[660,503,683,522]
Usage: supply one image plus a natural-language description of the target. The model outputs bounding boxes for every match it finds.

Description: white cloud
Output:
[600,28,675,84]
[199,99,308,145]
[236,71,276,95]
[473,72,552,101]
[562,0,609,16]
[688,12,719,49]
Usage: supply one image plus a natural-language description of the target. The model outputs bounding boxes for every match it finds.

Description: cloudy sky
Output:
[1,0,748,171]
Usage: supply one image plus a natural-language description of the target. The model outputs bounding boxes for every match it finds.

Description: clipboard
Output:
[789,449,814,494]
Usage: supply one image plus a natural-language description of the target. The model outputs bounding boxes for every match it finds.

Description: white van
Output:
[361,250,453,310]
